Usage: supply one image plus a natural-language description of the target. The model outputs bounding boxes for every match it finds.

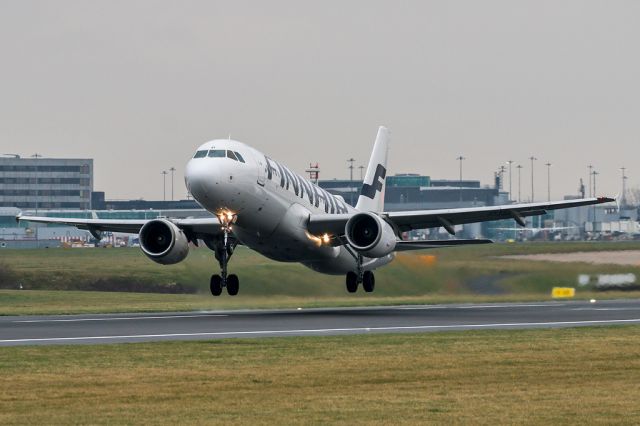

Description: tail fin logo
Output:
[361,164,386,199]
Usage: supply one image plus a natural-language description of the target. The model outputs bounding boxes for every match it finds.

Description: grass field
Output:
[2,241,640,315]
[1,326,639,424]
[3,289,640,316]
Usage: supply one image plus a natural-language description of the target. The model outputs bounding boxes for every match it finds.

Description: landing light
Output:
[304,231,332,247]
[217,210,237,230]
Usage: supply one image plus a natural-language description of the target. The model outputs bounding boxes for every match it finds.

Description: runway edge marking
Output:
[13,314,228,323]
[2,318,640,344]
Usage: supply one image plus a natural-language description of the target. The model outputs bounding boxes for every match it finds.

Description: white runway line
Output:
[397,306,448,310]
[571,308,640,311]
[397,303,560,310]
[2,318,640,344]
[13,314,228,323]
[455,303,563,309]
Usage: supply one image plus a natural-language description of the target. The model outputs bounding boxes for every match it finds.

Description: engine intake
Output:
[345,212,396,258]
[139,219,189,265]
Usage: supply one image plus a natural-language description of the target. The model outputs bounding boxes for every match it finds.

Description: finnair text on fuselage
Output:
[263,155,350,214]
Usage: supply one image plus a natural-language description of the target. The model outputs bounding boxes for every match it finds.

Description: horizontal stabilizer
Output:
[395,239,492,252]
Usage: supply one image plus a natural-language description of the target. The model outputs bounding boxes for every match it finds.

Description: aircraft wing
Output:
[385,197,613,233]
[308,197,614,236]
[15,214,222,240]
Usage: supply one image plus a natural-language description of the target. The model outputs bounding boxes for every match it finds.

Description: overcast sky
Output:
[1,1,638,201]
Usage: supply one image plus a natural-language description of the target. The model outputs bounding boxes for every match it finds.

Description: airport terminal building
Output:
[1,162,638,247]
[0,156,93,210]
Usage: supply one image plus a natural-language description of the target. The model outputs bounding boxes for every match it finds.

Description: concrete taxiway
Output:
[2,299,640,346]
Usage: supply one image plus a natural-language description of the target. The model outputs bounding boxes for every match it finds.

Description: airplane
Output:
[17,127,614,296]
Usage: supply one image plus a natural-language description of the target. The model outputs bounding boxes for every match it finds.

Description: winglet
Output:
[596,196,616,204]
[356,126,390,212]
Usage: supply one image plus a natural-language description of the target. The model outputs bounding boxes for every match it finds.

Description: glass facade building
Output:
[0,157,93,210]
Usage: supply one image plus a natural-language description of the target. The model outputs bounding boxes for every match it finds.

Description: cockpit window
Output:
[226,150,238,161]
[193,150,207,158]
[207,149,225,158]
[235,152,245,163]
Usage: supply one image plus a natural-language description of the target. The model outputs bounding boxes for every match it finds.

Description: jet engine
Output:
[139,219,190,265]
[345,212,396,258]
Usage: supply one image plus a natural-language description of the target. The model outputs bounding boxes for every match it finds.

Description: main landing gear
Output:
[208,211,239,297]
[345,251,375,293]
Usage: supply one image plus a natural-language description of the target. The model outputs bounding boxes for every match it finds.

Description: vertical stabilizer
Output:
[355,126,390,212]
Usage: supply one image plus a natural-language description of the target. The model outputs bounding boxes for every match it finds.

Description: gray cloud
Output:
[1,0,638,200]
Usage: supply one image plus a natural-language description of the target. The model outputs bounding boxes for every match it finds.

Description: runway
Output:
[2,299,640,346]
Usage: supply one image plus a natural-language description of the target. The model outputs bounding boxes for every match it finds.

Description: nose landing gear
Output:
[208,211,239,296]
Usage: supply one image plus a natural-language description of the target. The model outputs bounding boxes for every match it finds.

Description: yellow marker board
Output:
[552,287,576,298]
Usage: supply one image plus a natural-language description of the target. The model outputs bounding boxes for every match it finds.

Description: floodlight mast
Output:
[456,156,465,202]
[506,160,514,202]
[529,156,537,202]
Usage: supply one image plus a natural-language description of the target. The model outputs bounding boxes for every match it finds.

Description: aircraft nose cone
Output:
[185,159,215,202]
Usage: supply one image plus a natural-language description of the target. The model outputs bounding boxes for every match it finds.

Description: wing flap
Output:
[395,239,493,251]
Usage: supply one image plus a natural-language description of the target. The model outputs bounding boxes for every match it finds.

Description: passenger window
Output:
[193,150,207,158]
[227,150,238,161]
[208,150,225,158]
[235,152,245,163]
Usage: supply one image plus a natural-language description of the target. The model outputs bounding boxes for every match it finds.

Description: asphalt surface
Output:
[2,299,640,346]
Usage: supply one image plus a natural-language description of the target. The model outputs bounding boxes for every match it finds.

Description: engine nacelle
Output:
[139,219,189,265]
[345,212,396,258]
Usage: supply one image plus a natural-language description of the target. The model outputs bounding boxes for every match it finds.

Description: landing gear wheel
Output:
[210,274,223,296]
[346,271,358,293]
[207,212,240,297]
[226,274,239,296]
[362,271,375,293]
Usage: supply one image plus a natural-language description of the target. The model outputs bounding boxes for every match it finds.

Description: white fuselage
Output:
[184,139,394,275]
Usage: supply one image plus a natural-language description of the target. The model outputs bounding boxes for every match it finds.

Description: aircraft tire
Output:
[227,274,240,296]
[210,274,223,296]
[346,272,358,293]
[362,271,375,293]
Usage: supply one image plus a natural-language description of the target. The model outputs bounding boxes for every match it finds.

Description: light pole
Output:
[169,167,176,201]
[506,160,514,202]
[592,170,599,225]
[456,156,465,202]
[347,158,355,205]
[529,156,537,202]
[161,170,168,201]
[516,164,523,203]
[358,165,364,181]
[587,165,593,197]
[620,167,627,207]
[545,162,552,202]
[31,153,41,246]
